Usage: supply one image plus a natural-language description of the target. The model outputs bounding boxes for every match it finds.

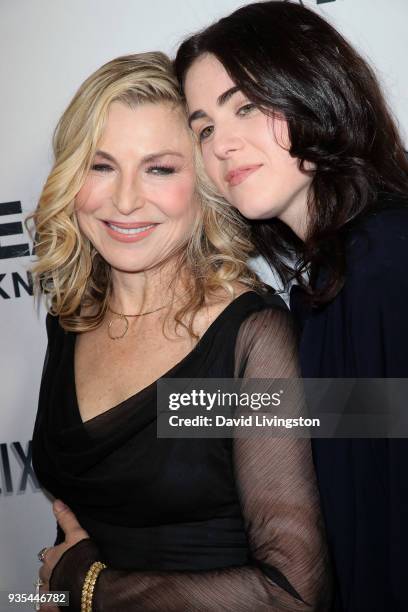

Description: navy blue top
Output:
[290,196,408,612]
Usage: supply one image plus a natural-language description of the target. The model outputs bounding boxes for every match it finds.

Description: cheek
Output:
[158,180,197,218]
[282,155,311,187]
[75,182,97,216]
[74,183,103,242]
[75,180,101,214]
[270,117,291,150]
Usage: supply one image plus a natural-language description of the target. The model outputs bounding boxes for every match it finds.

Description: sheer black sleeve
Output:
[49,306,332,611]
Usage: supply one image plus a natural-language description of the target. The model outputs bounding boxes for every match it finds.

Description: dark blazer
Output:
[290,196,408,612]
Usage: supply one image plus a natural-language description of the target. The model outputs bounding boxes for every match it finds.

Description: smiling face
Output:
[75,101,198,274]
[184,54,313,237]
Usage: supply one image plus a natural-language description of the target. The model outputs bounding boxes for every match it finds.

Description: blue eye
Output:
[91,163,113,172]
[237,103,256,116]
[147,165,176,175]
[199,125,214,142]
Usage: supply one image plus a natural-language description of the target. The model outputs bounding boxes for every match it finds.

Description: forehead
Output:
[184,54,236,108]
[99,101,192,151]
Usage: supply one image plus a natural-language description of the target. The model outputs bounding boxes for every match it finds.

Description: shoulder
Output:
[197,286,288,333]
[236,290,296,350]
[45,311,65,346]
[202,286,292,341]
[345,196,408,280]
[237,288,291,331]
[234,291,299,377]
[45,311,59,336]
[349,192,408,240]
[351,196,408,238]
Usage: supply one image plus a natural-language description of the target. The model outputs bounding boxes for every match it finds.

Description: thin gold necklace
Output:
[107,304,169,340]
[107,297,182,340]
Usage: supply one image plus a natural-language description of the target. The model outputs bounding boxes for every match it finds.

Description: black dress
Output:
[32,291,331,612]
[290,197,408,612]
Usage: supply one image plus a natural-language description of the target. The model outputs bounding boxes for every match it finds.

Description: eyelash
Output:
[198,126,214,142]
[146,165,176,175]
[91,163,112,172]
[90,164,176,175]
[198,103,256,142]
[237,102,256,116]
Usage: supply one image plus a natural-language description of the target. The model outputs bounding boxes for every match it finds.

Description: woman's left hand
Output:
[38,500,89,608]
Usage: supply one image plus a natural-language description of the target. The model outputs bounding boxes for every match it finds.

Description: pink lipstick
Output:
[225,164,262,187]
[103,220,158,243]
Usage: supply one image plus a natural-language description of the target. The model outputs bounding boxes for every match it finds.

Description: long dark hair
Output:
[175,0,408,303]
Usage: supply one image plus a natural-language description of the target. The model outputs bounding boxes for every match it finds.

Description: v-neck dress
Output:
[32,291,331,611]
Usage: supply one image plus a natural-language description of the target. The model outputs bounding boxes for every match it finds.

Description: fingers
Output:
[38,550,50,583]
[38,583,60,611]
[53,500,81,535]
[38,553,54,583]
[38,582,49,611]
[38,565,46,582]
[53,499,89,542]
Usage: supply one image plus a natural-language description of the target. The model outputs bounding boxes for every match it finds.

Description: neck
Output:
[276,183,312,241]
[109,262,187,315]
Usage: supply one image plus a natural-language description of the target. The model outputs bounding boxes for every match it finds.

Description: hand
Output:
[38,500,89,609]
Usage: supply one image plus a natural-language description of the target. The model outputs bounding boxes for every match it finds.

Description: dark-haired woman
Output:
[175,2,408,611]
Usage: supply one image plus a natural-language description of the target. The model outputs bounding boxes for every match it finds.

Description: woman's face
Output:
[75,101,198,274]
[184,54,313,237]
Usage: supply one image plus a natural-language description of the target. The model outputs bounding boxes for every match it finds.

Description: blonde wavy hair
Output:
[28,52,263,336]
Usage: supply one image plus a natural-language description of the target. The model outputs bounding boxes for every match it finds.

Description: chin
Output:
[103,255,146,274]
[110,264,140,274]
[234,200,275,221]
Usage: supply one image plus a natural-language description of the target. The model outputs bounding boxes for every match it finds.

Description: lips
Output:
[225,164,262,187]
[103,220,159,243]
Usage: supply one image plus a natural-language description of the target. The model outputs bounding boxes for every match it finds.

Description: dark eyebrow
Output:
[217,85,241,106]
[94,149,185,164]
[188,86,241,127]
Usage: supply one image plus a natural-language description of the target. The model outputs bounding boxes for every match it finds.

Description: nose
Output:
[212,127,243,160]
[112,175,145,215]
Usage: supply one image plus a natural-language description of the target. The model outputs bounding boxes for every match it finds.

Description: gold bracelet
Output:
[81,561,107,612]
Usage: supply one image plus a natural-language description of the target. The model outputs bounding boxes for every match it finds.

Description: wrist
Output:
[81,561,107,612]
[49,538,102,610]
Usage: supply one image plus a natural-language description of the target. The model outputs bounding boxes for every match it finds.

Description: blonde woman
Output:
[30,53,331,611]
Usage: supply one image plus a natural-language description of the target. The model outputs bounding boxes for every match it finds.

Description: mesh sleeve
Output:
[49,306,332,611]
